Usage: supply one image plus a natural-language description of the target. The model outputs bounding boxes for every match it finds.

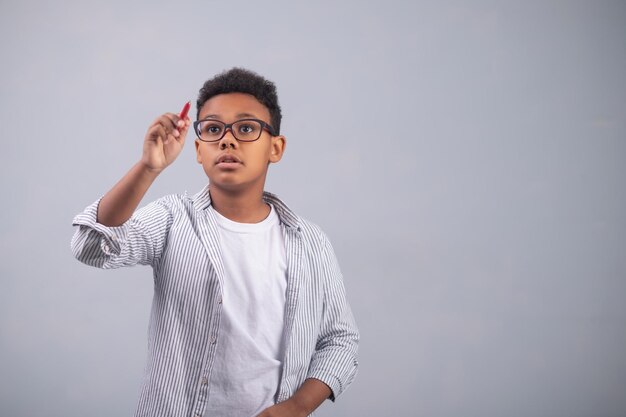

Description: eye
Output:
[202,122,223,135]
[236,121,260,136]
[239,124,254,134]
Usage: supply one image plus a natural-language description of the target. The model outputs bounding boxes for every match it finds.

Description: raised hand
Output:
[142,112,191,172]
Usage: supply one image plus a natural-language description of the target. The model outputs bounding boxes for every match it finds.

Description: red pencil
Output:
[179,101,191,119]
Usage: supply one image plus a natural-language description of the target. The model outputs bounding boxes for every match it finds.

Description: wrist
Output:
[283,397,309,417]
[137,159,164,177]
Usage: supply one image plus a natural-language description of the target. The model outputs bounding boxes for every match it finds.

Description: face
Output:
[195,92,286,194]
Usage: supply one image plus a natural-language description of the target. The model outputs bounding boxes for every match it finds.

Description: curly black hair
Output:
[196,68,282,134]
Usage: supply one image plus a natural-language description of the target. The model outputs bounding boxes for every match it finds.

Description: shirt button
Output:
[218,297,223,304]
[201,376,208,385]
[210,336,217,344]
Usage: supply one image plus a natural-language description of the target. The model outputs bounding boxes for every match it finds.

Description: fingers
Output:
[146,123,167,143]
[146,125,175,147]
[148,113,190,143]
[163,112,191,129]
[157,114,180,140]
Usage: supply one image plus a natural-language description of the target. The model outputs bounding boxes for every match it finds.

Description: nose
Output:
[219,128,238,150]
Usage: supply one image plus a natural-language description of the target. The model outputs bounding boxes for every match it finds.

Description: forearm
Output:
[256,378,331,417]
[97,161,160,226]
[289,378,332,416]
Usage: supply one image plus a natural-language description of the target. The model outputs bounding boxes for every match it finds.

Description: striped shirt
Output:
[70,185,359,417]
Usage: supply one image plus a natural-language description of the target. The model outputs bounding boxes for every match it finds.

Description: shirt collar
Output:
[191,184,301,230]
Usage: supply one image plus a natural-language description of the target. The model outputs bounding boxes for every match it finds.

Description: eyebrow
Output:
[201,112,260,120]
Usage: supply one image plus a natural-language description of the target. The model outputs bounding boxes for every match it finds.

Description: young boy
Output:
[71,68,359,417]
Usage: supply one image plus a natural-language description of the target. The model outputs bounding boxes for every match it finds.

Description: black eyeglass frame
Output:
[193,118,277,143]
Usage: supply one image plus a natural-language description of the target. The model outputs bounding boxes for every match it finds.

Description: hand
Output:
[255,378,330,417]
[141,112,191,172]
[255,399,307,417]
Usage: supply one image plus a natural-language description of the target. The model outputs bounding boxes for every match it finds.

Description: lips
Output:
[216,153,242,165]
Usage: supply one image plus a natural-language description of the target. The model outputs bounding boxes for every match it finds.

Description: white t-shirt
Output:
[204,204,288,417]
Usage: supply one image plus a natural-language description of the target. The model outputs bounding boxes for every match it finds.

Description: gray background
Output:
[1,1,625,416]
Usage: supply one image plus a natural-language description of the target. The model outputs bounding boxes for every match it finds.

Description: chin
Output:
[209,177,246,190]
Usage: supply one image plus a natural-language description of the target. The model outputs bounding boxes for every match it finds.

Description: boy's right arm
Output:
[71,111,191,268]
[97,113,191,226]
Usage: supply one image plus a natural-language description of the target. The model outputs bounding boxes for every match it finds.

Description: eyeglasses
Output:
[193,118,276,142]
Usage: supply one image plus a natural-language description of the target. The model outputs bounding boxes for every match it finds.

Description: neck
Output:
[208,183,270,223]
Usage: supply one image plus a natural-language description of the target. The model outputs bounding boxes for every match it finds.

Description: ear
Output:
[195,139,202,163]
[269,135,286,163]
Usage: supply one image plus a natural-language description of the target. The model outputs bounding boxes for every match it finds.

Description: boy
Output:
[71,68,359,417]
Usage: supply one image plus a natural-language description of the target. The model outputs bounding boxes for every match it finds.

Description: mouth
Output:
[216,153,242,167]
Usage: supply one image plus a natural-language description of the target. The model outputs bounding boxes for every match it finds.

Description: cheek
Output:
[250,151,272,169]
[196,144,216,164]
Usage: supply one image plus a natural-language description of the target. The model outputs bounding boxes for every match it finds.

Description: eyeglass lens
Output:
[197,120,263,142]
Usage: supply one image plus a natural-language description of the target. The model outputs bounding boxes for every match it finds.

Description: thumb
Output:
[177,119,192,140]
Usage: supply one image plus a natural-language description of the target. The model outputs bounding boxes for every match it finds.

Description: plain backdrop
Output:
[1,1,625,416]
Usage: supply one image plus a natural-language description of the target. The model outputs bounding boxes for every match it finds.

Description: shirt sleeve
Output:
[70,198,172,269]
[306,232,360,401]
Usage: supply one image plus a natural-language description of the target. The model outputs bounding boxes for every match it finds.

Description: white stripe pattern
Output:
[71,185,359,417]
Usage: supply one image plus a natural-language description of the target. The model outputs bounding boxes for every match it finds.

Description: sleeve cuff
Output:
[72,198,128,255]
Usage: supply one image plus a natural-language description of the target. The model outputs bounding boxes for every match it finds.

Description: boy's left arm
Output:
[255,378,331,417]
[304,232,360,401]
[259,232,360,416]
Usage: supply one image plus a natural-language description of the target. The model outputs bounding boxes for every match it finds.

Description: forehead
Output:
[198,92,270,122]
